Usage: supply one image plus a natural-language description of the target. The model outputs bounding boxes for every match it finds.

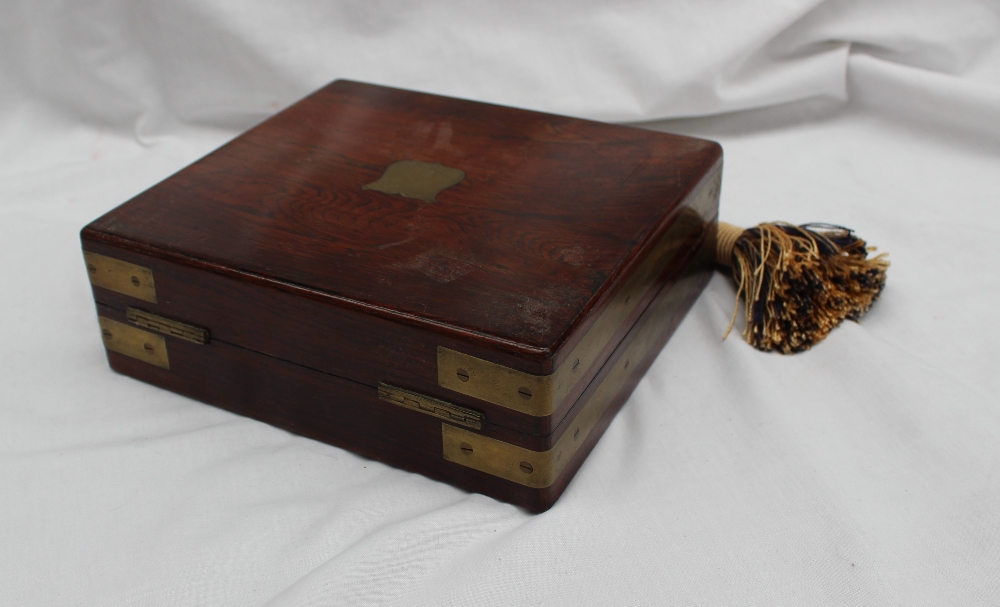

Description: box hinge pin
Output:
[126,307,210,345]
[377,382,485,430]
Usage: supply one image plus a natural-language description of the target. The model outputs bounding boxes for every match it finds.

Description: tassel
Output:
[715,221,889,354]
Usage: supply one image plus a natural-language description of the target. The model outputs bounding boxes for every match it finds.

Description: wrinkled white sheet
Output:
[2,1,999,605]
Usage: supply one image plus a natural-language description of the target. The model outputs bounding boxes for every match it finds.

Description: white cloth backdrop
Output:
[2,0,999,604]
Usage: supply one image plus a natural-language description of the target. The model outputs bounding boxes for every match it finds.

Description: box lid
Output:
[83,80,720,437]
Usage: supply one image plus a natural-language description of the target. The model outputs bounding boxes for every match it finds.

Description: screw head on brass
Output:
[456,368,470,382]
[130,276,140,287]
[101,329,112,339]
[624,359,630,369]
[519,461,534,474]
[572,358,580,371]
[574,427,580,440]
[517,387,532,400]
[459,442,473,455]
[143,343,154,353]
[87,264,97,275]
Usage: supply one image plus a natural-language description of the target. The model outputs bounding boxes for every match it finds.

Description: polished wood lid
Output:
[88,80,720,357]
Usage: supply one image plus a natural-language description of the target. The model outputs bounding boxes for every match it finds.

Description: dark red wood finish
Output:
[80,80,723,508]
[81,198,714,440]
[83,80,720,369]
[93,232,711,512]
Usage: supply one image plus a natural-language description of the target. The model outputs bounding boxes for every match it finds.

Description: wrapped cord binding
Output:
[716,221,889,353]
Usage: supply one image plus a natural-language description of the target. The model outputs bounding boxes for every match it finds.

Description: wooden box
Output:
[81,80,721,511]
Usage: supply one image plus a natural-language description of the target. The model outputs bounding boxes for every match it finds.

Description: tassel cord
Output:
[715,220,889,353]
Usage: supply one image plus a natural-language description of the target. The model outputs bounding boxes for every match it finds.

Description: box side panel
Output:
[92,303,554,511]
[80,178,713,441]
[86,221,710,512]
[81,234,552,438]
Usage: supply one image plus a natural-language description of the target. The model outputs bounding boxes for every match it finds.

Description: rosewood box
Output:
[81,80,721,511]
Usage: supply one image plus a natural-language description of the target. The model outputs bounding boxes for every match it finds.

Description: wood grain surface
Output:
[80,80,721,507]
[81,199,714,438]
[83,80,720,364]
[91,230,711,511]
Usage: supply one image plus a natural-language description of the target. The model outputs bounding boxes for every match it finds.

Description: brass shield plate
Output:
[362,160,465,203]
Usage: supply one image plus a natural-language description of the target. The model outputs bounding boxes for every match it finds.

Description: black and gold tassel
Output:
[716,221,889,353]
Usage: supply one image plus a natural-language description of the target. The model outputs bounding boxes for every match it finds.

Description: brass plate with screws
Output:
[84,251,157,303]
[126,308,209,345]
[442,244,707,488]
[441,335,635,488]
[437,169,719,416]
[98,317,169,369]
[378,382,484,430]
[438,347,558,416]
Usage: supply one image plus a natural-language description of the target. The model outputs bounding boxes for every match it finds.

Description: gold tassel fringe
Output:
[717,221,889,354]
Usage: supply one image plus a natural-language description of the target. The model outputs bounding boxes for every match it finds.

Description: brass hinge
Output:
[126,308,210,345]
[377,382,485,430]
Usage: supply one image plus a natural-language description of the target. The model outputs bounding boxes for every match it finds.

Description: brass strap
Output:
[98,317,170,369]
[84,251,157,303]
